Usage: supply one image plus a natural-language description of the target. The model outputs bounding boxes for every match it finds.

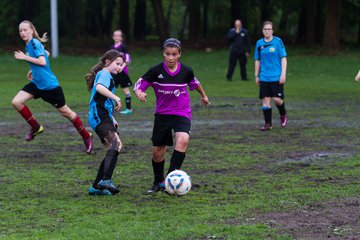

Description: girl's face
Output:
[163,47,181,68]
[105,57,124,74]
[262,24,273,39]
[113,31,123,44]
[19,23,33,43]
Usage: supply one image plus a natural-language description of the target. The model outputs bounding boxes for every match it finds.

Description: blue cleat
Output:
[119,109,133,115]
[88,186,112,196]
[96,180,119,195]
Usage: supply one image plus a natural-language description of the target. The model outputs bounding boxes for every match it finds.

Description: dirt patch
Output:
[241,198,360,239]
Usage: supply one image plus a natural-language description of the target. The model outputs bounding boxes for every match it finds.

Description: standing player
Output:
[254,21,288,131]
[85,50,126,196]
[134,38,210,194]
[111,30,133,115]
[12,20,93,153]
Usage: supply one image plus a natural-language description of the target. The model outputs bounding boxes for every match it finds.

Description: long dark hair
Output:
[85,50,123,91]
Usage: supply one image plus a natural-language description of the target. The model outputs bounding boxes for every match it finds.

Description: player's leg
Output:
[167,132,189,175]
[12,88,43,141]
[57,105,93,153]
[94,131,122,194]
[261,97,272,131]
[271,83,287,127]
[119,87,133,114]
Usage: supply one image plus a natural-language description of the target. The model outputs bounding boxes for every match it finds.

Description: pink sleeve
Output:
[189,77,201,91]
[133,78,152,92]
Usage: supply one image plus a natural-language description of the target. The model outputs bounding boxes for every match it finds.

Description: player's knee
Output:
[109,133,122,152]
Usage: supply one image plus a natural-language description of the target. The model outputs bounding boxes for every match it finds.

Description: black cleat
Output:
[145,182,165,195]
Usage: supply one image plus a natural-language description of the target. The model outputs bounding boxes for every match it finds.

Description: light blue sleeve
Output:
[254,41,260,60]
[96,71,111,88]
[32,39,46,58]
[277,39,287,58]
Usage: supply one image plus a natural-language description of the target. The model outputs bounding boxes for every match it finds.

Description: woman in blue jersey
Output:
[12,20,93,153]
[134,38,210,195]
[85,50,126,196]
[254,21,288,131]
[110,30,133,115]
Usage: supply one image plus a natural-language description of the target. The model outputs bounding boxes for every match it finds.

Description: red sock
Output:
[18,106,41,130]
[71,115,90,140]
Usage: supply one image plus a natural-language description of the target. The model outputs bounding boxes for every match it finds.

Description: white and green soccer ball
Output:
[165,170,192,195]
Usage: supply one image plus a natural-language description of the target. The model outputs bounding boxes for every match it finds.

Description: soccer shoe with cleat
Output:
[261,123,272,131]
[84,133,93,154]
[88,186,112,196]
[96,179,120,195]
[145,181,165,195]
[119,109,133,115]
[25,125,44,141]
[280,114,288,128]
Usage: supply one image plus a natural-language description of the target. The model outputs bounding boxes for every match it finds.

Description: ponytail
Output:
[85,50,123,91]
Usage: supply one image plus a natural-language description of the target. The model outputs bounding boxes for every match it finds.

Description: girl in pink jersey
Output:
[134,38,210,194]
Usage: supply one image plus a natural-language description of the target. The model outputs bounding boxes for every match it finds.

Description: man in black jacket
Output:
[226,19,251,81]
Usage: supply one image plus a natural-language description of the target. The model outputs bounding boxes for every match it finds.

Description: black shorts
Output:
[259,81,285,99]
[152,114,191,147]
[94,118,118,144]
[113,72,133,89]
[22,82,66,108]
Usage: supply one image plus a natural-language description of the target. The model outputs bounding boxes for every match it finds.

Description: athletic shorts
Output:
[94,117,118,144]
[152,114,191,147]
[22,82,66,108]
[113,72,133,89]
[259,81,285,99]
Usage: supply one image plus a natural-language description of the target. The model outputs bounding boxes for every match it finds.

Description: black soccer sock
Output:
[152,159,165,184]
[103,149,119,180]
[262,107,272,125]
[276,102,286,116]
[167,150,186,175]
[125,94,131,110]
[93,160,105,188]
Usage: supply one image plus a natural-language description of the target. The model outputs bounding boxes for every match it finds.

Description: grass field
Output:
[0,48,360,239]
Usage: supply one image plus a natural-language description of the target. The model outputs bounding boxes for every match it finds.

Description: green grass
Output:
[0,48,360,239]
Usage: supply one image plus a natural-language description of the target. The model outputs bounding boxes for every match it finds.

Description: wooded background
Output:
[0,0,359,51]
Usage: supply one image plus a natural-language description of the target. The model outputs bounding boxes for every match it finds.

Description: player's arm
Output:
[95,84,122,111]
[355,70,360,82]
[14,51,46,66]
[194,84,210,107]
[255,60,260,85]
[279,57,287,84]
[134,78,150,103]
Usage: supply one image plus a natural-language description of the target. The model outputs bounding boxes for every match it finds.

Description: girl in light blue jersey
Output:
[12,20,93,153]
[254,21,288,131]
[85,50,126,196]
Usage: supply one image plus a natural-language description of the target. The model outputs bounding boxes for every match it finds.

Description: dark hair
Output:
[163,38,182,51]
[85,50,123,91]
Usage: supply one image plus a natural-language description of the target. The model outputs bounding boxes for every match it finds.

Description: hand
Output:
[255,76,260,86]
[113,118,119,129]
[14,51,27,60]
[355,71,360,81]
[27,70,33,81]
[114,98,121,112]
[279,75,286,85]
[201,95,210,108]
[135,89,147,102]
[246,52,250,57]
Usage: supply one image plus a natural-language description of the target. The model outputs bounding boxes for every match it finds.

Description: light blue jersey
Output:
[88,70,116,130]
[25,38,59,90]
[254,37,287,82]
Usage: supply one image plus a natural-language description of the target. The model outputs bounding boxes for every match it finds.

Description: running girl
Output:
[12,20,93,153]
[86,50,126,196]
[134,38,210,194]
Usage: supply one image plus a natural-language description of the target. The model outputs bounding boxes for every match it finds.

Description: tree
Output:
[133,0,147,41]
[119,0,130,40]
[188,0,201,41]
[323,0,341,49]
[151,0,169,41]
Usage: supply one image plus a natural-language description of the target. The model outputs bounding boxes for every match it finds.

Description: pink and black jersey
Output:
[134,62,201,120]
[111,43,131,75]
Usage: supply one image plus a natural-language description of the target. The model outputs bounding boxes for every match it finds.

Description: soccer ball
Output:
[165,170,192,196]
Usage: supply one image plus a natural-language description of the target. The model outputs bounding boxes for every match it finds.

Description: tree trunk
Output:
[260,0,271,23]
[133,0,147,41]
[305,0,316,46]
[151,0,169,41]
[119,0,130,40]
[323,0,341,50]
[103,0,116,38]
[202,0,209,38]
[188,0,201,41]
[296,1,306,44]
